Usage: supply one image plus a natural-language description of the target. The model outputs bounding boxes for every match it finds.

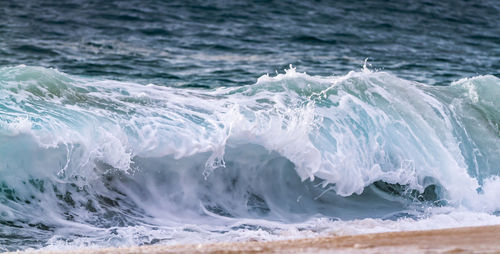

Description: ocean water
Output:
[0,0,499,252]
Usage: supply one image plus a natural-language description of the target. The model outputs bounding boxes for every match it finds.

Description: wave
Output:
[0,65,499,250]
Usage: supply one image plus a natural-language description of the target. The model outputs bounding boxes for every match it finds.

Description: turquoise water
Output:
[0,0,499,251]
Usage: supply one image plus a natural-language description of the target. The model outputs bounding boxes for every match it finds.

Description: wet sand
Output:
[14,224,500,254]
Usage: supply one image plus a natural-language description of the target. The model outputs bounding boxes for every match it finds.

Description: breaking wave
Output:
[0,65,499,251]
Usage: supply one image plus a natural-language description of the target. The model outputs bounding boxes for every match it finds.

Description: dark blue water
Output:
[1,0,500,252]
[1,0,499,87]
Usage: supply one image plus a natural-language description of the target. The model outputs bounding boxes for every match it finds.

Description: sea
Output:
[0,0,499,251]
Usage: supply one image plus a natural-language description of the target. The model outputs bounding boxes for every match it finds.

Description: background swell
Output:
[0,0,499,87]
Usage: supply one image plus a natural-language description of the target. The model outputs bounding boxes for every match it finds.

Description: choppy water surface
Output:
[0,0,499,252]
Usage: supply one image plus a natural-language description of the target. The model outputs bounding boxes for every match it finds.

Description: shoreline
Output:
[13,224,500,254]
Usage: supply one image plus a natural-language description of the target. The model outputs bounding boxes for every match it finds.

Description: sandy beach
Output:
[12,224,500,254]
